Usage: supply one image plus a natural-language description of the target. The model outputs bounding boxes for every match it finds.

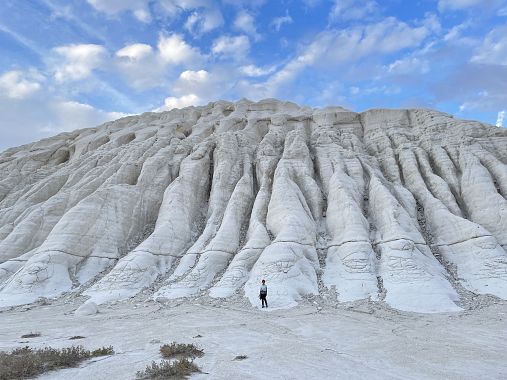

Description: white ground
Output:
[1,297,506,379]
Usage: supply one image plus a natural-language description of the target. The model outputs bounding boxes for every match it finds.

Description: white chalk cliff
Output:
[0,99,506,313]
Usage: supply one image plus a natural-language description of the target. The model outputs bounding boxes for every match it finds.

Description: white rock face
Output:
[0,99,506,312]
[75,301,98,316]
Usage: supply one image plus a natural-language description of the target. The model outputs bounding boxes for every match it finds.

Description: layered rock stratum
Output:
[0,99,506,313]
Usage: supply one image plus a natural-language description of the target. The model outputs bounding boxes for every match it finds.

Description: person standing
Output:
[259,279,268,308]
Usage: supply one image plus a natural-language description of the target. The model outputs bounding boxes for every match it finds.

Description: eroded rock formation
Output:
[0,99,506,312]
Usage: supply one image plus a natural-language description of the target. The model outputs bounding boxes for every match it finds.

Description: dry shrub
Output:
[20,332,40,339]
[136,358,199,380]
[159,342,203,359]
[0,345,113,380]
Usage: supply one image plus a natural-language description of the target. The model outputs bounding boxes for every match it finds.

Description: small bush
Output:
[91,346,114,357]
[234,355,247,360]
[136,358,199,380]
[69,336,86,340]
[160,343,203,359]
[20,332,40,338]
[0,345,114,380]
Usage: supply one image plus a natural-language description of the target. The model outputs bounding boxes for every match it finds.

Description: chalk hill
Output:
[1,99,506,312]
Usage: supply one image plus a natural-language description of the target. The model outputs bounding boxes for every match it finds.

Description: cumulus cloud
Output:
[270,11,293,32]
[52,44,107,82]
[115,43,168,89]
[179,69,209,82]
[173,68,228,100]
[496,110,505,127]
[114,36,206,89]
[0,70,43,99]
[159,94,202,110]
[157,66,239,113]
[212,35,250,60]
[116,43,153,60]
[158,34,202,65]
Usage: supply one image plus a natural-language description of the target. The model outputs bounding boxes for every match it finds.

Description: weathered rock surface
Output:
[0,99,506,312]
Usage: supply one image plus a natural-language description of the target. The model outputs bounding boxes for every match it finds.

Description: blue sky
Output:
[0,0,506,150]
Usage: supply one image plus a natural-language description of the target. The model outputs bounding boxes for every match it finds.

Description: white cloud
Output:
[222,0,266,8]
[53,44,107,82]
[234,10,260,40]
[498,6,507,16]
[443,21,472,42]
[349,85,400,95]
[242,17,433,98]
[303,0,321,6]
[323,17,432,63]
[471,26,507,65]
[496,110,505,127]
[133,8,151,22]
[0,70,43,99]
[387,57,429,74]
[158,34,201,65]
[243,35,325,98]
[116,43,153,60]
[270,11,293,32]
[160,68,235,112]
[44,100,126,133]
[184,7,224,35]
[212,35,250,60]
[159,94,202,110]
[0,92,126,150]
[239,64,276,77]
[179,69,209,82]
[329,0,378,21]
[87,0,219,23]
[115,43,167,89]
[438,0,482,11]
[87,0,152,22]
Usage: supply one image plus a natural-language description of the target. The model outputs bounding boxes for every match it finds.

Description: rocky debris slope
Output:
[0,99,506,313]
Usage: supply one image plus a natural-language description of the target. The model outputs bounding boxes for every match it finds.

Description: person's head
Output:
[262,279,265,284]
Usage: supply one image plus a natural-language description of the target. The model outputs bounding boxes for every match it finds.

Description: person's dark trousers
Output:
[261,295,268,308]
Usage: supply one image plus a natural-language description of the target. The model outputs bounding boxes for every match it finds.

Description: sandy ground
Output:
[1,298,506,380]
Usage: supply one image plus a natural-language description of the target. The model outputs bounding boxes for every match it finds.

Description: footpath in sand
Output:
[1,298,506,380]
